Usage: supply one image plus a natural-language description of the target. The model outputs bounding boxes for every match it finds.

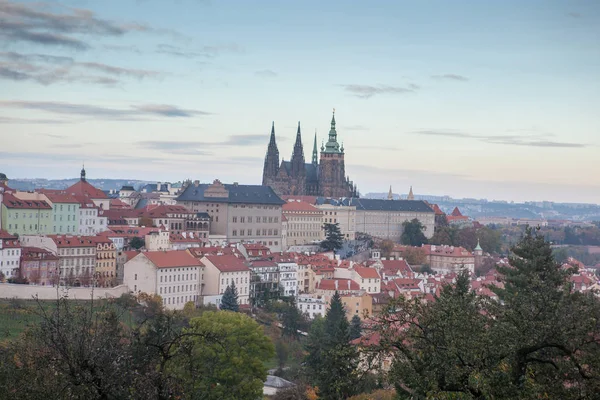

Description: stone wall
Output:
[0,284,130,300]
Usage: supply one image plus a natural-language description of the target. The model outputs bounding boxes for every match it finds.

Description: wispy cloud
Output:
[0,1,152,50]
[0,116,72,124]
[0,100,211,120]
[567,12,582,18]
[415,130,586,148]
[156,43,242,58]
[431,74,469,82]
[255,69,277,78]
[0,51,162,85]
[339,84,418,99]
[140,135,268,152]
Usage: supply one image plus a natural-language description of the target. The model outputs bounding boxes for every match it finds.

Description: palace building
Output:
[262,110,358,198]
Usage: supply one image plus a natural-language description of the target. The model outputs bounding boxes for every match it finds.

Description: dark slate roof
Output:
[120,185,135,191]
[350,198,434,212]
[281,161,318,183]
[142,183,170,193]
[176,183,285,205]
[196,212,210,219]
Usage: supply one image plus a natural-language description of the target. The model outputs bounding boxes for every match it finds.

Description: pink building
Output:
[20,246,59,285]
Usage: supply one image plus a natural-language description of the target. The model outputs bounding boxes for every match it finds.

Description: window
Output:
[274,229,278,235]
[240,216,245,223]
[232,217,237,223]
[247,229,252,236]
[262,216,267,223]
[248,216,252,223]
[232,230,237,236]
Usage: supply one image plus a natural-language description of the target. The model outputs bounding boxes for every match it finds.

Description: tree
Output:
[178,311,274,400]
[281,298,301,340]
[416,263,433,275]
[321,223,344,253]
[220,282,239,312]
[139,216,153,227]
[402,246,427,265]
[478,226,502,253]
[380,240,394,257]
[276,339,290,369]
[305,292,360,399]
[130,236,145,250]
[348,315,362,340]
[0,271,5,282]
[400,219,428,247]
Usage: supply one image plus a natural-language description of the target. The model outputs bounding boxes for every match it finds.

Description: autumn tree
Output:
[402,246,427,265]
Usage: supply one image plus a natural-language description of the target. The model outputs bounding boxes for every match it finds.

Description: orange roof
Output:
[282,200,320,212]
[428,203,446,216]
[48,235,96,248]
[123,250,141,260]
[188,247,241,258]
[381,259,413,275]
[67,179,107,199]
[21,246,58,261]
[109,198,131,209]
[281,195,317,204]
[38,189,80,204]
[316,278,360,291]
[2,193,52,209]
[451,207,463,217]
[203,254,249,272]
[143,250,203,269]
[354,266,380,279]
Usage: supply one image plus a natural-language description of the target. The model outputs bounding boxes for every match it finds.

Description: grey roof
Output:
[350,198,434,212]
[120,185,135,191]
[281,161,318,183]
[142,183,170,193]
[176,183,285,205]
[196,212,210,219]
[0,173,7,180]
[264,375,295,389]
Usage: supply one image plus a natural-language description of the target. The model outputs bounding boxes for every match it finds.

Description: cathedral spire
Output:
[291,121,305,177]
[323,108,340,153]
[387,185,393,200]
[312,130,318,165]
[269,121,277,148]
[407,185,414,200]
[262,121,280,185]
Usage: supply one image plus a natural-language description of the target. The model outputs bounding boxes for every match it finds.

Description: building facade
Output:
[200,255,251,306]
[20,247,59,286]
[0,230,20,279]
[176,179,285,251]
[93,236,117,287]
[282,200,323,247]
[315,198,356,240]
[1,193,52,236]
[262,111,358,198]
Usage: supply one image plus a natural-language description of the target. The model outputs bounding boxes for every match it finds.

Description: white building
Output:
[145,230,171,251]
[334,266,381,294]
[0,230,21,279]
[315,198,357,240]
[278,259,298,297]
[200,254,251,307]
[123,250,203,310]
[78,202,108,235]
[297,294,327,319]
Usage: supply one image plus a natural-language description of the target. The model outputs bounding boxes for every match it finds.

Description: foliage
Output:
[139,216,154,227]
[400,219,428,247]
[431,225,502,253]
[178,311,274,400]
[129,236,145,250]
[220,281,239,312]
[379,240,394,257]
[349,314,362,340]
[304,292,360,399]
[281,298,302,340]
[474,257,497,277]
[347,389,396,400]
[321,223,344,253]
[371,227,600,399]
[276,339,290,369]
[415,263,433,275]
[7,276,28,284]
[402,246,427,265]
[271,384,309,400]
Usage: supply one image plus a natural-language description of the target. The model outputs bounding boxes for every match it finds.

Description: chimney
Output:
[194,180,199,187]
[233,182,239,186]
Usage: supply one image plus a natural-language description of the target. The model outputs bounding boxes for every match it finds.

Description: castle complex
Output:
[262,111,358,197]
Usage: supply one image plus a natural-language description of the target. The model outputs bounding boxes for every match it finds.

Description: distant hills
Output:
[8,178,150,192]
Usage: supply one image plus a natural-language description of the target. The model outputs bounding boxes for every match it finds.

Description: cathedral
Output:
[262,111,358,197]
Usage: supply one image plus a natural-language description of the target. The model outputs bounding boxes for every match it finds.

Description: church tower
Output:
[318,109,352,197]
[262,122,280,186]
[290,122,306,195]
[81,164,86,182]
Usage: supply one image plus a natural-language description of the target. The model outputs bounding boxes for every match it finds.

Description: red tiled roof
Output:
[203,254,249,272]
[429,203,446,216]
[451,207,463,217]
[281,195,317,204]
[169,233,204,243]
[283,200,320,212]
[38,189,80,204]
[316,278,360,291]
[109,199,131,209]
[21,246,59,261]
[67,179,107,199]
[2,193,52,209]
[140,204,193,218]
[143,250,203,269]
[188,246,241,258]
[381,259,413,275]
[104,226,160,237]
[250,260,277,268]
[123,250,141,260]
[354,266,380,279]
[48,235,96,248]
[0,229,17,240]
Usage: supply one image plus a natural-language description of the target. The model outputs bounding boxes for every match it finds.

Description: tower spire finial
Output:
[312,129,318,165]
[387,185,393,200]
[407,185,414,200]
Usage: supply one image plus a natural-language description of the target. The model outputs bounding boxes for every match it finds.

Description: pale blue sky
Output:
[0,0,598,202]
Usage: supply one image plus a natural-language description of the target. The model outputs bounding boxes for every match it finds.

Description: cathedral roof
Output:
[281,161,319,183]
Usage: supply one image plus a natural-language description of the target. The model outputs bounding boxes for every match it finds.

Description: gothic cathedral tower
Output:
[262,122,279,185]
[289,122,306,195]
[318,110,350,197]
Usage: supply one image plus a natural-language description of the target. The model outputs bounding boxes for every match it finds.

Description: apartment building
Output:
[282,200,323,248]
[200,254,251,307]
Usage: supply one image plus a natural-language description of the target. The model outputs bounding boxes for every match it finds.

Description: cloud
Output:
[0,116,72,124]
[567,12,582,18]
[255,69,277,78]
[156,43,242,58]
[0,1,156,50]
[340,84,417,99]
[431,74,469,82]
[140,135,268,152]
[0,100,211,120]
[103,44,142,53]
[414,129,586,148]
[0,51,162,85]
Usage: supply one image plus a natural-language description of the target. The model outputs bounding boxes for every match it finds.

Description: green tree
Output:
[178,311,274,400]
[401,219,428,246]
[305,292,359,400]
[478,226,502,253]
[220,282,239,312]
[282,298,301,340]
[348,315,362,340]
[130,236,145,250]
[321,223,344,253]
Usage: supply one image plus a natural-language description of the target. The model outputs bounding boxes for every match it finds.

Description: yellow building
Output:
[93,236,117,287]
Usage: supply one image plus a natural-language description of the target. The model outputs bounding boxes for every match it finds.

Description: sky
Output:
[0,0,599,203]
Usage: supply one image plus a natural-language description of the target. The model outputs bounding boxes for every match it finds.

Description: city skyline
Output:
[1,0,599,203]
